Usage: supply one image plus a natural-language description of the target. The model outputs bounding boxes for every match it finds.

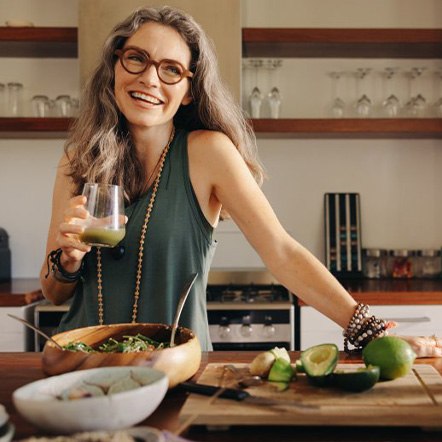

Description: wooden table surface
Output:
[2,351,442,442]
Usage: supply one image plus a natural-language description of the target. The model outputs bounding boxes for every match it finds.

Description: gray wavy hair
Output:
[65,5,264,204]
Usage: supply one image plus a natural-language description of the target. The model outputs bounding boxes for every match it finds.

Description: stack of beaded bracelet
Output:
[45,248,84,284]
[343,303,387,354]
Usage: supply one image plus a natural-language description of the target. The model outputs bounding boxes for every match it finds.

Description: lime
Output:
[268,357,294,383]
[301,343,339,377]
[362,336,416,380]
[332,365,380,392]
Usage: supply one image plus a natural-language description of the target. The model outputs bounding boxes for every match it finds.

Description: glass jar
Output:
[415,249,441,278]
[7,82,23,116]
[362,248,388,279]
[388,249,415,279]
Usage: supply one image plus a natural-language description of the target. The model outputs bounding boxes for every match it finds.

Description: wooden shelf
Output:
[0,117,73,138]
[0,27,77,57]
[250,118,442,138]
[242,28,442,58]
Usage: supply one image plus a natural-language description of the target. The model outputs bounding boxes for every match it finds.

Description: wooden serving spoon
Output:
[169,272,198,348]
[7,313,64,350]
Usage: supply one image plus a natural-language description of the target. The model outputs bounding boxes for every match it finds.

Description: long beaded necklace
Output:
[96,127,175,325]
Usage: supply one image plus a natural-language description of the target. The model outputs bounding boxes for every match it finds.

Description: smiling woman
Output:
[38,5,436,359]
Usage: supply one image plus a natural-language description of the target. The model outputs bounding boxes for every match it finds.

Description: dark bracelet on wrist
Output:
[45,248,84,284]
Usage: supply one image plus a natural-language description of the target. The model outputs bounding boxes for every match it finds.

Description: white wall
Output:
[0,0,441,276]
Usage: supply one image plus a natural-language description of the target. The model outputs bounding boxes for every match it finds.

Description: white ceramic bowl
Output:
[13,366,168,434]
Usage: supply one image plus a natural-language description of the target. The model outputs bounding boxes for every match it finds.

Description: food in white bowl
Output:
[13,366,168,434]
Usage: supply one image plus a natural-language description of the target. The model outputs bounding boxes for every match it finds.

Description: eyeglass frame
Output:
[114,46,194,85]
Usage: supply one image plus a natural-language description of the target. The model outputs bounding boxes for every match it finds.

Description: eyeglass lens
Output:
[120,48,185,84]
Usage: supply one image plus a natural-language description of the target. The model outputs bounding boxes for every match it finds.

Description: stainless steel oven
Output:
[207,270,298,351]
[33,270,299,352]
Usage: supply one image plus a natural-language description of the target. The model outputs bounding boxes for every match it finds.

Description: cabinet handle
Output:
[384,316,431,323]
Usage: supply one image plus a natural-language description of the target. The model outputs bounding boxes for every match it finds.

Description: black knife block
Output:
[324,193,362,278]
[0,228,11,282]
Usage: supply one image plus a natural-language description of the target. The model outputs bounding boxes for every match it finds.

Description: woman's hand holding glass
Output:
[56,195,93,272]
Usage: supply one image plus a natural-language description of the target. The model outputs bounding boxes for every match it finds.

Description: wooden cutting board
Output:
[179,363,442,428]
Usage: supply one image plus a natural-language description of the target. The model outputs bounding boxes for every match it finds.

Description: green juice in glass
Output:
[80,227,125,247]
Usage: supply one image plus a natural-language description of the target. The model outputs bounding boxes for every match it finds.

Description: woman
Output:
[39,5,435,355]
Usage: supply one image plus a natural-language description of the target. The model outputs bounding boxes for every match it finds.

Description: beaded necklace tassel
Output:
[95,127,175,325]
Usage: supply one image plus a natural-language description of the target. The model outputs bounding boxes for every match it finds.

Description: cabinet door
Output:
[78,0,241,100]
[301,305,442,350]
[0,304,36,351]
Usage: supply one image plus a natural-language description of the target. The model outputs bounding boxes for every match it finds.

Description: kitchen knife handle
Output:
[180,381,249,401]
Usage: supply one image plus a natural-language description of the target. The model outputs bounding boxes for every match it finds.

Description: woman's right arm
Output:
[39,155,91,305]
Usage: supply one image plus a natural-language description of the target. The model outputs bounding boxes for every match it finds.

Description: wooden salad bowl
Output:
[41,323,202,388]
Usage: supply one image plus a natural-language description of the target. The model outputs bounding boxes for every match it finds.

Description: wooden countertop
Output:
[0,278,42,307]
[2,351,442,441]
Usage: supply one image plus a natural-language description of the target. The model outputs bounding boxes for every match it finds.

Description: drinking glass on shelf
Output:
[381,67,401,118]
[248,59,263,118]
[266,59,283,118]
[79,183,126,248]
[55,95,72,117]
[328,71,346,118]
[0,83,5,116]
[31,95,50,117]
[7,82,23,116]
[404,67,427,117]
[354,68,372,117]
[433,69,442,117]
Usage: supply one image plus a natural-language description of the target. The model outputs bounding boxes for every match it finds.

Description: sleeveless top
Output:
[57,129,217,351]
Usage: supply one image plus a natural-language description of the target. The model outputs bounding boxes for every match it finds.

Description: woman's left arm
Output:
[191,131,357,330]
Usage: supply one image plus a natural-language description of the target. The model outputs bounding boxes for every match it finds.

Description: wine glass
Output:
[328,71,346,118]
[266,59,283,118]
[79,183,126,248]
[404,67,427,117]
[433,69,442,117]
[381,67,401,117]
[248,59,263,118]
[354,68,372,118]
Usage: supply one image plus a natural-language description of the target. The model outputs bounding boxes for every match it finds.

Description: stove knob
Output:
[240,315,252,337]
[263,315,275,338]
[219,316,231,339]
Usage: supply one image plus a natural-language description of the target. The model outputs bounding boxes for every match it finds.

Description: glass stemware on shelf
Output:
[265,59,283,119]
[354,68,372,117]
[404,67,427,117]
[248,59,263,118]
[328,71,346,118]
[381,67,401,117]
[433,69,442,117]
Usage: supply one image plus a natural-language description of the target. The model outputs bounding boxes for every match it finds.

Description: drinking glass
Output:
[354,68,372,117]
[31,95,50,117]
[328,71,346,118]
[266,59,282,118]
[404,67,427,117]
[79,183,126,248]
[0,83,5,116]
[55,95,72,117]
[248,59,263,118]
[381,67,401,117]
[433,69,442,117]
[7,82,23,116]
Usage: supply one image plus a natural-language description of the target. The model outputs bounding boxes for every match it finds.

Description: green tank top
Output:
[57,129,217,351]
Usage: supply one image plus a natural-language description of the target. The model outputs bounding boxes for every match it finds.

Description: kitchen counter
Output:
[2,351,442,441]
[0,278,42,307]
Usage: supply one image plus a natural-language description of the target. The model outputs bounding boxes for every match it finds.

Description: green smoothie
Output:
[80,227,125,247]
